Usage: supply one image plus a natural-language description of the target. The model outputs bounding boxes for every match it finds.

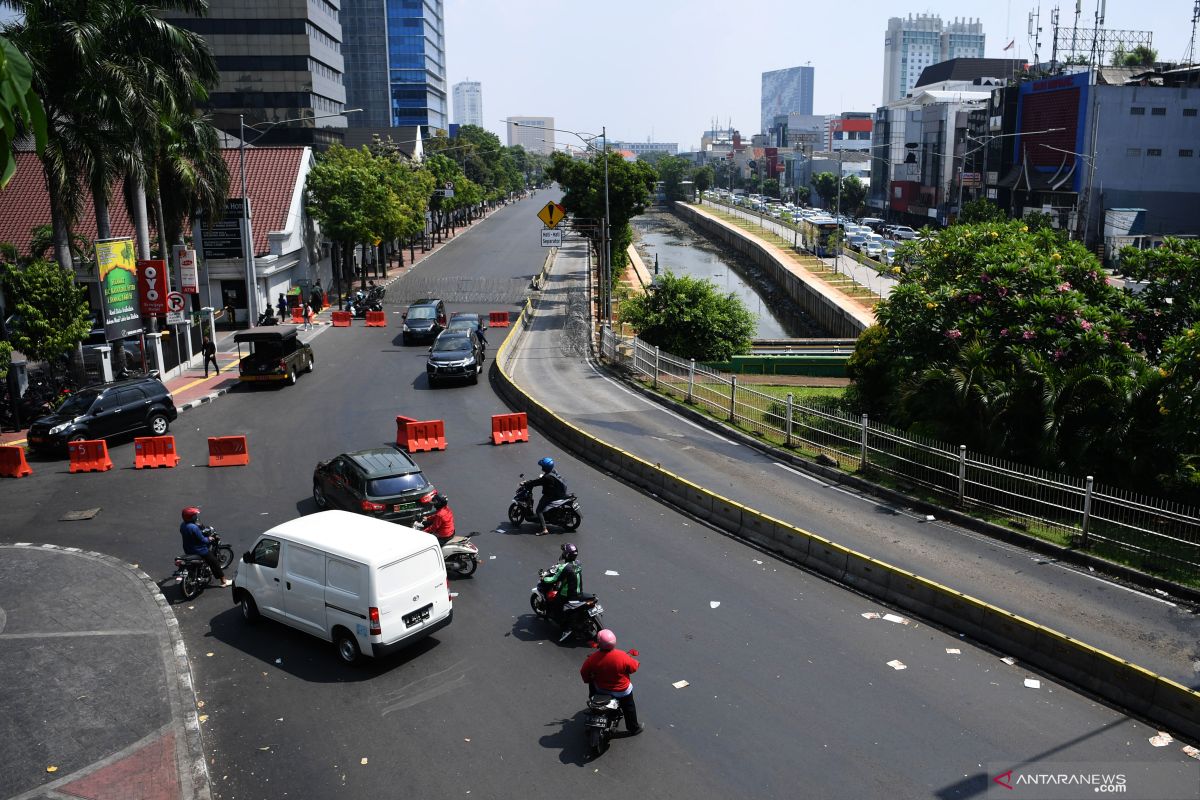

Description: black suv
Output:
[401,299,447,345]
[426,330,484,387]
[28,377,177,453]
[312,447,435,524]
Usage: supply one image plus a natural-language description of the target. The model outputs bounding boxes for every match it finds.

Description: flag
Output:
[1003,39,1015,51]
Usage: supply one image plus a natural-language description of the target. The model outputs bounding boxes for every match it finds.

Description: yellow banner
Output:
[95,238,141,339]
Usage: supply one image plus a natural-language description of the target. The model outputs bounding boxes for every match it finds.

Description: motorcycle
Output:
[585,695,623,757]
[529,565,603,643]
[172,528,234,600]
[414,509,481,576]
[508,474,582,532]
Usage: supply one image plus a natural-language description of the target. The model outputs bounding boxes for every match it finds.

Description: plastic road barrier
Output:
[68,440,113,473]
[488,311,510,328]
[0,444,33,478]
[365,310,387,327]
[134,436,180,469]
[331,311,352,327]
[208,435,249,467]
[491,412,529,445]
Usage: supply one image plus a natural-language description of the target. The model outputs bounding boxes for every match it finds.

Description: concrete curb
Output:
[490,273,1200,744]
[3,543,211,800]
[177,383,235,413]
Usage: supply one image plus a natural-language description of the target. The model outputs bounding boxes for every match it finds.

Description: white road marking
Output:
[773,461,826,485]
[582,358,736,444]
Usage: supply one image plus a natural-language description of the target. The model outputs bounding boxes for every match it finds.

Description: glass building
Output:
[342,0,447,133]
[761,66,814,135]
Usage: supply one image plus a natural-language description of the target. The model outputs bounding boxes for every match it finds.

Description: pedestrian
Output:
[310,284,323,314]
[277,293,288,321]
[223,302,236,327]
[302,301,313,330]
[202,336,219,377]
[579,629,643,735]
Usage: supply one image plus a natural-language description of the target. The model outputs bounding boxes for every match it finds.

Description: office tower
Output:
[453,81,482,126]
[507,117,555,155]
[882,15,985,104]
[341,0,447,131]
[760,66,814,135]
[163,0,348,147]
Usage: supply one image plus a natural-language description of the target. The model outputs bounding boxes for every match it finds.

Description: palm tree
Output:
[154,107,229,253]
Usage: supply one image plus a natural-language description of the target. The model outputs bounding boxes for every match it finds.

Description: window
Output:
[1130,107,1145,115]
[1180,149,1194,157]
[252,539,280,569]
[1126,147,1142,156]
[1185,108,1198,117]
[1147,148,1162,157]
[1151,107,1166,116]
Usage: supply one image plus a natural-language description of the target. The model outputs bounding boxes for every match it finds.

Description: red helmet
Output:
[181,506,200,522]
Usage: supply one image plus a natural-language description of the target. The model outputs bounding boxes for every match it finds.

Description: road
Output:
[1,193,1196,800]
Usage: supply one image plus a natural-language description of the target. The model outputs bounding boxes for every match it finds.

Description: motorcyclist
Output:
[580,629,642,734]
[179,507,230,588]
[420,492,455,545]
[523,456,567,536]
[541,542,583,641]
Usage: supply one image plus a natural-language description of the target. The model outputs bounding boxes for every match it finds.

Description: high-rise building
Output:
[341,0,447,132]
[882,15,985,104]
[507,117,555,155]
[452,81,482,126]
[163,0,349,148]
[760,66,814,134]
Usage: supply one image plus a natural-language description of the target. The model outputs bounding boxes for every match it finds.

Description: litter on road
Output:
[861,612,881,620]
[710,601,720,609]
[1024,678,1041,689]
[1150,732,1174,747]
[946,648,961,654]
[886,660,907,670]
[1001,657,1016,666]
[672,680,690,689]
[604,570,619,576]
[882,613,908,625]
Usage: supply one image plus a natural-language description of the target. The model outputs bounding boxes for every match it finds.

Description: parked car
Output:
[402,299,447,345]
[27,376,176,453]
[891,226,919,240]
[863,241,884,259]
[426,330,485,387]
[846,234,867,251]
[882,248,896,266]
[233,325,314,386]
[312,446,436,525]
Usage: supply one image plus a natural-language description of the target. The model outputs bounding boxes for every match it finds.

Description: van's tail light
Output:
[368,606,381,635]
[361,499,386,512]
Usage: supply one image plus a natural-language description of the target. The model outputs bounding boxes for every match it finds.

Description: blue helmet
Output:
[538,457,554,472]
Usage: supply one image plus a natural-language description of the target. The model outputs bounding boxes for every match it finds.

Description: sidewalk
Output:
[0,544,209,800]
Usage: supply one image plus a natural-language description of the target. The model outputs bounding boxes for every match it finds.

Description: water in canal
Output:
[631,211,831,339]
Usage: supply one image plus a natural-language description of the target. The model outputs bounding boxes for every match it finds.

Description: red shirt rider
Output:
[424,504,455,543]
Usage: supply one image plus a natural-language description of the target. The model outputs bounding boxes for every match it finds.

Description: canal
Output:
[631,210,832,339]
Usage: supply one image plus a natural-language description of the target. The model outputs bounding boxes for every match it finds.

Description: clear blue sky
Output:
[445,0,1195,150]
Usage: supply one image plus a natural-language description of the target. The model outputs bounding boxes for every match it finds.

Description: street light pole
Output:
[602,126,611,327]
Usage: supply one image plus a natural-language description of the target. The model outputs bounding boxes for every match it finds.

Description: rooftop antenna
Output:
[1028,6,1043,68]
[1089,0,1106,69]
[1050,5,1061,72]
[1188,0,1200,64]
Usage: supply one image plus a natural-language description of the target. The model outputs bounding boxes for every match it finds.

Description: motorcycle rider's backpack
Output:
[549,471,568,499]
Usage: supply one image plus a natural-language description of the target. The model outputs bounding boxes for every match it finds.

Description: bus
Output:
[799,216,840,258]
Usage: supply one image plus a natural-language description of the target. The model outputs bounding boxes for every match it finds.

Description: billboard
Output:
[137,259,169,317]
[95,238,143,341]
[201,198,247,260]
[175,245,198,294]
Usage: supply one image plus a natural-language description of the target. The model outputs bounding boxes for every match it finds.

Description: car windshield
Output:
[432,336,469,353]
[447,318,476,332]
[57,390,99,415]
[367,473,428,497]
[408,306,437,320]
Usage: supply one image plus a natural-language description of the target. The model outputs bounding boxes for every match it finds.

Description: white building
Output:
[882,15,985,105]
[452,81,482,127]
[506,116,555,155]
[610,140,678,157]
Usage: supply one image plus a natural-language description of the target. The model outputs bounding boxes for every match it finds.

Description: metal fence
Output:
[601,327,1200,582]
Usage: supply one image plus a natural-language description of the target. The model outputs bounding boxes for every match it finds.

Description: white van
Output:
[232,510,452,664]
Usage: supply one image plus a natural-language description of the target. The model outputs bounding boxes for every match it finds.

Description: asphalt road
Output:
[2,194,1197,800]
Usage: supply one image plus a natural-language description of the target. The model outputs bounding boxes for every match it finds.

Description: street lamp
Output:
[238,108,361,324]
[513,120,612,325]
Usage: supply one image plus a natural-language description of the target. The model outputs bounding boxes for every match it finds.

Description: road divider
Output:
[134,436,180,469]
[68,439,113,473]
[208,435,249,467]
[291,307,304,323]
[489,311,510,328]
[395,415,446,452]
[490,412,528,445]
[365,310,387,327]
[331,311,352,327]
[0,444,32,478]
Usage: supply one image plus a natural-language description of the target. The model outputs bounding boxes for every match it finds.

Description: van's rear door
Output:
[374,546,447,644]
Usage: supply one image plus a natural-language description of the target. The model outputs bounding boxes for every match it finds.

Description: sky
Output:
[445,0,1195,151]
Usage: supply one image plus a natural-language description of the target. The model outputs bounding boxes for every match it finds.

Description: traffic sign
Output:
[540,229,563,247]
[536,201,566,229]
[166,291,186,313]
[167,311,188,326]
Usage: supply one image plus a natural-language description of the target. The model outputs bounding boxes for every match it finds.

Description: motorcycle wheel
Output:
[216,545,235,570]
[180,571,202,600]
[450,555,477,576]
[587,617,603,640]
[507,503,523,526]
[529,594,547,619]
[560,509,582,532]
[588,727,607,757]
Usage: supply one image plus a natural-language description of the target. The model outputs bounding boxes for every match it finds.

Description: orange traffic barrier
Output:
[331,310,352,327]
[291,307,304,323]
[395,415,446,453]
[208,435,249,467]
[488,311,510,328]
[323,292,329,308]
[134,436,180,469]
[68,439,113,473]
[365,310,387,327]
[491,412,529,445]
[0,444,32,478]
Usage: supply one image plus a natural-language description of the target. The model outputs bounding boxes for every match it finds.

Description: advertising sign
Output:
[201,198,247,260]
[175,245,198,294]
[137,259,169,317]
[95,238,143,341]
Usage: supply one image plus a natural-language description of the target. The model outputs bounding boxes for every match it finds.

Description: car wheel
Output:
[305,357,314,374]
[313,482,328,509]
[68,433,87,443]
[240,594,260,622]
[334,629,362,665]
[288,369,297,386]
[470,368,479,385]
[428,375,439,389]
[148,413,169,436]
[402,334,411,346]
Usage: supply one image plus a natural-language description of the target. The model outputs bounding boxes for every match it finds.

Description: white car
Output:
[863,241,884,259]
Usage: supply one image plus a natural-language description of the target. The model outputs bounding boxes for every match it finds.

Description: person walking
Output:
[310,281,323,314]
[580,629,642,734]
[202,336,219,377]
[276,293,288,321]
[302,301,313,331]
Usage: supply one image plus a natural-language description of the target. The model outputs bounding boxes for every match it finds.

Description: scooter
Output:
[172,529,234,600]
[509,474,582,532]
[414,510,481,576]
[529,565,603,643]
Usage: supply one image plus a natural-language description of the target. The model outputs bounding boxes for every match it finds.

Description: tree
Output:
[618,271,755,362]
[306,145,389,298]
[811,171,839,208]
[762,178,780,199]
[959,198,1007,224]
[840,175,867,216]
[693,165,713,199]
[0,34,46,188]
[1111,45,1157,66]
[656,154,691,201]
[0,257,92,367]
[795,186,811,205]
[1116,237,1200,358]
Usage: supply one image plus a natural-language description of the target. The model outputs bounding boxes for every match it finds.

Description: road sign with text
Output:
[540,229,563,247]
[537,201,566,229]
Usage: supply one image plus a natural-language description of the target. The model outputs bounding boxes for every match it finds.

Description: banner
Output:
[201,198,247,260]
[94,238,143,341]
[137,259,169,317]
[175,245,198,294]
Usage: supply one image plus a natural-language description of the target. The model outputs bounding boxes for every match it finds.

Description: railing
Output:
[602,326,1200,582]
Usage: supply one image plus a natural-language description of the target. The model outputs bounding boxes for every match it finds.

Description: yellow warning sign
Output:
[537,201,566,229]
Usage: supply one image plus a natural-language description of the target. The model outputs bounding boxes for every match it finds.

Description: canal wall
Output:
[671,202,875,338]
